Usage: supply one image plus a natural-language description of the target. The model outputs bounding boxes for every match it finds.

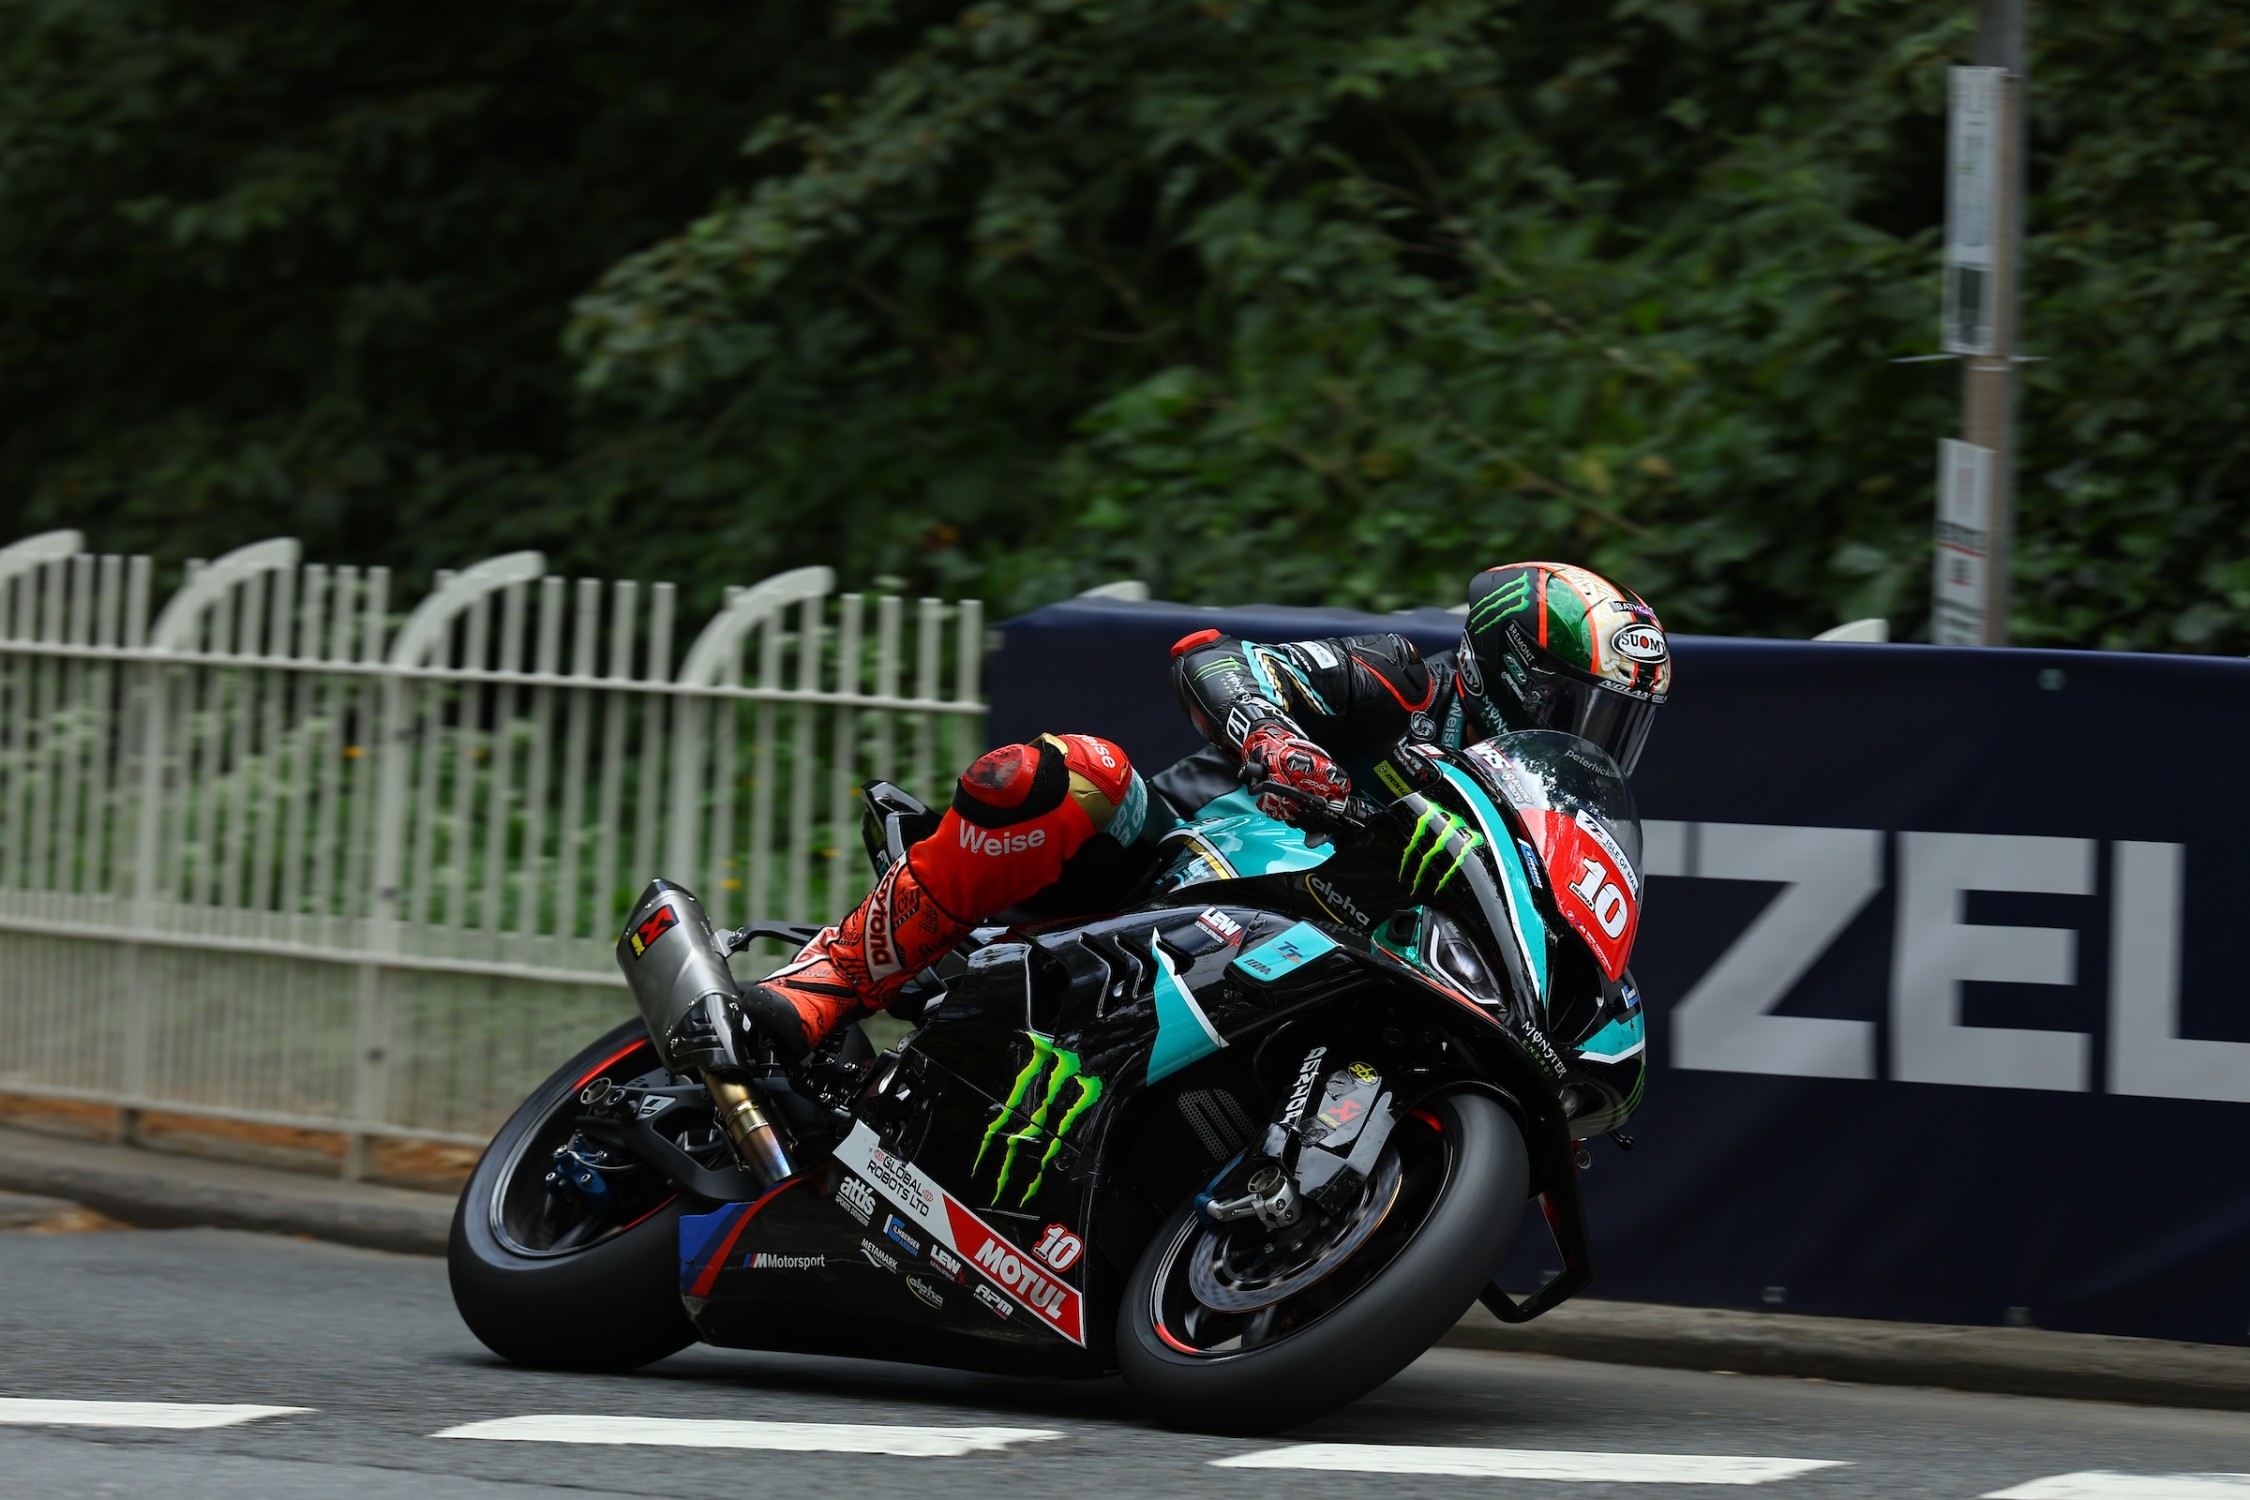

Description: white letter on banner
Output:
[1891,832,2094,1091]
[2109,841,2250,1103]
[1669,823,1882,1080]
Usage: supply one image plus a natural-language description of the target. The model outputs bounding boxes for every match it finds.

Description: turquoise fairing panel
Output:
[1161,788,1336,884]
[1148,937,1228,1083]
[1433,763,1550,1009]
[1577,1009,1646,1062]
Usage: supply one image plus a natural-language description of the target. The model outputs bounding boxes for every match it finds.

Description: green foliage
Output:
[6,0,2247,649]
[0,0,910,587]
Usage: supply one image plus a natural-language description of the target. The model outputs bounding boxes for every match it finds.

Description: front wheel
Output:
[448,1020,708,1371]
[1117,1090,1530,1433]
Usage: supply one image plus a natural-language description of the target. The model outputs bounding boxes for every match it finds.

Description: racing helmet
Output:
[1460,562,1670,775]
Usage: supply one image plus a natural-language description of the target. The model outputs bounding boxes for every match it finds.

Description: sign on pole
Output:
[1943,66,2006,357]
[1933,438,1994,646]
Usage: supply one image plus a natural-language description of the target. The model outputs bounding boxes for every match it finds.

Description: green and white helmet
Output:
[1459,562,1671,774]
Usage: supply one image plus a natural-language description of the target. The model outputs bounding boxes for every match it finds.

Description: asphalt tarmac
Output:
[0,1224,2244,1500]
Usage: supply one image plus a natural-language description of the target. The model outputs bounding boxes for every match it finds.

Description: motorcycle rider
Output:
[679,561,1670,1068]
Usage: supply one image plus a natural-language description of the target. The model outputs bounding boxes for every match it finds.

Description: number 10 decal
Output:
[1569,858,1631,939]
[1032,1222,1084,1273]
[1526,812,1641,980]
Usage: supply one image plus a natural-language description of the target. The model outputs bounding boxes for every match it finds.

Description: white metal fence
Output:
[0,530,984,1172]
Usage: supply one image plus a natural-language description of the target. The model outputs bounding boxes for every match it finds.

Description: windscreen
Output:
[1463,730,1645,980]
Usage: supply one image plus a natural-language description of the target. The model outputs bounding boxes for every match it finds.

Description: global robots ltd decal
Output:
[832,1122,1086,1344]
[975,1033,1102,1208]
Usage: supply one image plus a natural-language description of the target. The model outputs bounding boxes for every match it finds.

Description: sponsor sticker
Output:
[833,1123,1086,1344]
[1611,624,1668,663]
[1031,1223,1085,1274]
[1196,907,1244,945]
[884,1214,923,1258]
[865,1145,940,1226]
[1285,1045,1329,1118]
[929,1244,966,1283]
[1307,876,1370,930]
[860,1238,900,1274]
[748,1253,825,1270]
[626,903,677,958]
[1374,760,1411,798]
[1231,922,1340,985]
[905,1275,946,1310]
[1300,640,1340,670]
[836,1175,876,1226]
[973,1284,1014,1321]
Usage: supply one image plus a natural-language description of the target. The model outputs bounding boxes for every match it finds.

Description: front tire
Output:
[1117,1090,1529,1433]
[448,1020,701,1371]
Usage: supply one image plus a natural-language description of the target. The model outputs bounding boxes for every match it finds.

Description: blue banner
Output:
[990,597,2250,1346]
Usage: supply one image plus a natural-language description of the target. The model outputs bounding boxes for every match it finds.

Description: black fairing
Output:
[676,758,1609,1374]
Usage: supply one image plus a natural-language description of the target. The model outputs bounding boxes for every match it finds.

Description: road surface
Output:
[0,1224,2243,1499]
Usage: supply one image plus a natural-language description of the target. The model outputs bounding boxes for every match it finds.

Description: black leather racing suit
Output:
[1147,628,1508,818]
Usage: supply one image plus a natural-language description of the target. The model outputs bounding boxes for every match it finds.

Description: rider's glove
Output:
[1241,724,1352,824]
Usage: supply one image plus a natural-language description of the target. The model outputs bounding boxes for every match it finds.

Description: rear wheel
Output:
[447,1021,713,1370]
[1117,1089,1529,1433]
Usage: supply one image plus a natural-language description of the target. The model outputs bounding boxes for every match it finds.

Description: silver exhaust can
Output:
[615,878,738,1073]
[614,878,797,1186]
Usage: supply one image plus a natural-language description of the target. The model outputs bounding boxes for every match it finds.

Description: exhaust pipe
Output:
[615,879,796,1186]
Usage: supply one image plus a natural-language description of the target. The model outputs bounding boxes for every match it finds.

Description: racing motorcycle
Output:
[448,729,1648,1433]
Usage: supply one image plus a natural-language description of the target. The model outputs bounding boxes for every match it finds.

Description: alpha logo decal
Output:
[884,1214,922,1258]
[626,904,677,958]
[1031,1223,1085,1273]
[1610,624,1668,664]
[956,823,1049,857]
[836,1175,876,1226]
[975,1033,1102,1208]
[905,1275,946,1310]
[1307,876,1370,930]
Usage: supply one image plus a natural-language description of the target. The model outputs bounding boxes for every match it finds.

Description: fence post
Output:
[120,540,300,1145]
[355,552,544,1178]
[665,567,834,900]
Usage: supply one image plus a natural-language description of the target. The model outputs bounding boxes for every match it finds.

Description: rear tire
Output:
[448,1021,701,1371]
[1117,1089,1529,1433]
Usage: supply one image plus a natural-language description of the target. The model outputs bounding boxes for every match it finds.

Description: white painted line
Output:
[1211,1444,1846,1485]
[0,1399,313,1430]
[433,1415,1063,1456]
[1985,1475,2250,1499]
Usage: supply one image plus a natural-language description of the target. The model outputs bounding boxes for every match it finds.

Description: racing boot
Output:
[734,856,971,1063]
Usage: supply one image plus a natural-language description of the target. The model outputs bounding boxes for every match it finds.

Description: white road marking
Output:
[1211,1444,1846,1484]
[433,1415,1063,1456]
[0,1399,312,1429]
[1986,1475,2250,1499]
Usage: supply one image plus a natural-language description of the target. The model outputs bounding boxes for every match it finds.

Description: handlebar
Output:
[1238,766,1369,837]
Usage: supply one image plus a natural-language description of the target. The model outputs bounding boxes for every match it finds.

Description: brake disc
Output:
[1186,1151,1402,1313]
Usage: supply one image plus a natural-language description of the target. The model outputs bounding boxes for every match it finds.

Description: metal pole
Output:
[1963,0,2026,645]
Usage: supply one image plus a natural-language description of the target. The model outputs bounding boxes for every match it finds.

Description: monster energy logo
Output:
[1469,573,1533,631]
[975,1033,1103,1207]
[1398,805,1483,895]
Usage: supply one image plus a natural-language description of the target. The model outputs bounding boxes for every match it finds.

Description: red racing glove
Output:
[1240,724,1352,824]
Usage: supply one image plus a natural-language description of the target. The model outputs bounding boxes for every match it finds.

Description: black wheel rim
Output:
[1145,1106,1460,1359]
[487,1038,718,1259]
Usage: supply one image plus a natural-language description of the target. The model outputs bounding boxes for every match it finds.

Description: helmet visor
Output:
[1527,670,1661,776]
